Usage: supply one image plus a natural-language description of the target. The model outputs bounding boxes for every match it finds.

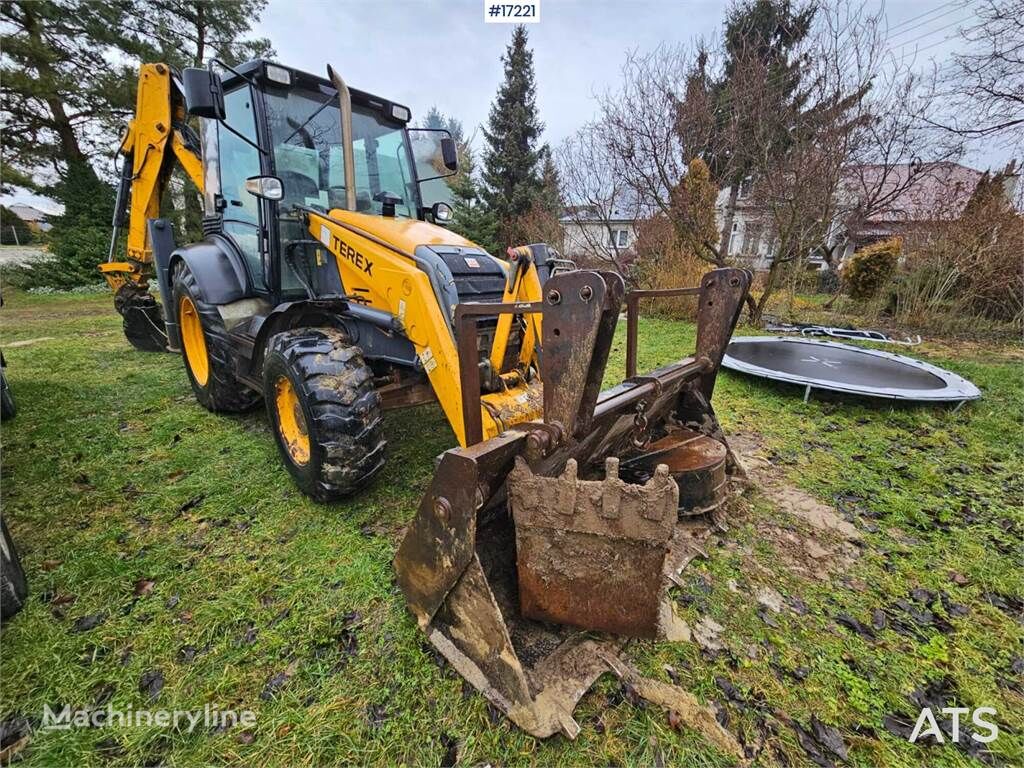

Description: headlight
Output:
[265,65,291,85]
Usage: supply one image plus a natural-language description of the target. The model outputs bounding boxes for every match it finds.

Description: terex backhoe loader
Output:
[105,60,753,744]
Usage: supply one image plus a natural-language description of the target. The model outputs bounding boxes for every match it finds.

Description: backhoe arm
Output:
[100,63,204,292]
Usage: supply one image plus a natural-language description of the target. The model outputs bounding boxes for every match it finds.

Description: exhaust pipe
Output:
[326,64,357,212]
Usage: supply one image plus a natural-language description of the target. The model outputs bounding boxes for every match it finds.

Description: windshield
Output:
[264,86,418,218]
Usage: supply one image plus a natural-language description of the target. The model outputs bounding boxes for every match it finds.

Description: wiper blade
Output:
[281,96,335,146]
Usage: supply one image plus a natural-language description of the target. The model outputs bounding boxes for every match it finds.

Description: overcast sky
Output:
[7,0,1012,213]
[252,0,1007,160]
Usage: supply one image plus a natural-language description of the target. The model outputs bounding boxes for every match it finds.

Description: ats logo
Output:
[909,707,998,745]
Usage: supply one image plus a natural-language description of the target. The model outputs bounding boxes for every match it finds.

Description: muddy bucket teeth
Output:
[394,267,752,739]
[509,455,677,637]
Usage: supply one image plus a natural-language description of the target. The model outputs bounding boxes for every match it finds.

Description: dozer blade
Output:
[395,267,751,739]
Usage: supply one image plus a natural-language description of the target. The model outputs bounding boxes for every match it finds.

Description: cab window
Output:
[264,86,418,218]
[218,86,266,291]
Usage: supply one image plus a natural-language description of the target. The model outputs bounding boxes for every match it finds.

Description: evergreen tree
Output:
[669,157,719,263]
[137,0,273,68]
[0,1,153,193]
[698,0,816,243]
[423,106,465,143]
[536,145,562,216]
[449,145,499,255]
[481,25,544,247]
[0,0,272,287]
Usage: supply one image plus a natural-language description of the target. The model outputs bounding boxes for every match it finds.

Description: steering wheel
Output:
[278,171,321,209]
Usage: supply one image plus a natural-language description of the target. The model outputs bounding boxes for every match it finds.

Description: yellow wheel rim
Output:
[179,295,209,386]
[274,375,310,466]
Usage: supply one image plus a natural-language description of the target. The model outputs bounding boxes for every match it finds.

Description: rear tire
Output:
[171,262,261,413]
[115,283,167,352]
[1,516,28,621]
[263,328,386,501]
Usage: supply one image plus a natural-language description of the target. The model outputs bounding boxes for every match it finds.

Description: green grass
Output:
[1,292,1021,767]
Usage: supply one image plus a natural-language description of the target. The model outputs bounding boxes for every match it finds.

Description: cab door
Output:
[216,85,268,293]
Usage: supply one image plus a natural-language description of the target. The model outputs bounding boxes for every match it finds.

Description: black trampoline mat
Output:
[727,339,947,390]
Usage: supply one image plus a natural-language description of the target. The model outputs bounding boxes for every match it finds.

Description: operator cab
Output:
[190,59,457,303]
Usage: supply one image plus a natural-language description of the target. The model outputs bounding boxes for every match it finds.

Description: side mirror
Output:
[244,175,284,201]
[431,201,454,224]
[440,137,458,172]
[181,67,226,120]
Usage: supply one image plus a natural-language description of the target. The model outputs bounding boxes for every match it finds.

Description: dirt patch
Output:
[729,431,861,580]
[5,336,55,348]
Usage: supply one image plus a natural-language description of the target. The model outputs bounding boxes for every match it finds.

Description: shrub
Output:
[15,226,111,290]
[845,238,900,300]
[14,160,115,290]
[631,214,710,320]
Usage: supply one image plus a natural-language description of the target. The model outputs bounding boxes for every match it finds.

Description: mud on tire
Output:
[263,327,386,501]
[171,262,261,413]
[115,283,167,352]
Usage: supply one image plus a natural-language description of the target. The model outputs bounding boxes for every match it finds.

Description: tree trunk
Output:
[194,2,205,66]
[21,2,96,183]
[749,253,788,325]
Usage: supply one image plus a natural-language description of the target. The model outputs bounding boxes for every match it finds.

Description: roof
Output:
[560,205,638,225]
[8,204,51,222]
[841,162,984,224]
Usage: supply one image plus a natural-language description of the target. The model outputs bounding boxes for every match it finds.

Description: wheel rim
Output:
[179,295,210,386]
[274,375,310,466]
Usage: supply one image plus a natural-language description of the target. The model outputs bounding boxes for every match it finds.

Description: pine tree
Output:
[0,1,153,193]
[536,145,562,216]
[423,106,465,143]
[449,146,500,255]
[0,0,272,287]
[700,0,816,244]
[481,25,544,247]
[138,0,274,68]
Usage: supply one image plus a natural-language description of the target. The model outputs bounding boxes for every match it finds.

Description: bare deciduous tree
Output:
[938,0,1024,149]
[556,124,638,277]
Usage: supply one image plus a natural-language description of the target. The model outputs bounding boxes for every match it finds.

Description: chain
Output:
[631,400,650,449]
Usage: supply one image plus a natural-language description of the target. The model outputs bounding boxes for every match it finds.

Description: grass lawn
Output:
[0,289,1021,767]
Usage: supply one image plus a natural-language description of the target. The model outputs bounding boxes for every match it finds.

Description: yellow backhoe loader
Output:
[105,59,752,745]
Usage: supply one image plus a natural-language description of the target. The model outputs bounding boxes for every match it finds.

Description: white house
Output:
[715,161,1019,271]
[559,207,638,268]
[714,180,784,270]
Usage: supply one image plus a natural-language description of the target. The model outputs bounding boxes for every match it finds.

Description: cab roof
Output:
[223,59,412,124]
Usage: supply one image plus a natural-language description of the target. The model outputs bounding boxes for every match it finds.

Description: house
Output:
[559,207,638,269]
[715,161,1018,270]
[714,179,779,270]
[833,161,1015,260]
[8,204,53,234]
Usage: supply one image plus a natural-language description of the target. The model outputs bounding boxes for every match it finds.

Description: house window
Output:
[728,221,741,255]
[609,229,628,248]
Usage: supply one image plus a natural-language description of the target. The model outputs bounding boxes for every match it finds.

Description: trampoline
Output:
[722,337,980,405]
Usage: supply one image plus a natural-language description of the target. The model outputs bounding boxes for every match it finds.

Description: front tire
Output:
[171,263,261,413]
[263,328,386,501]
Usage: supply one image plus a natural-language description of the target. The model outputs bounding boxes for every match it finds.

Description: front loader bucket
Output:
[395,268,751,739]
